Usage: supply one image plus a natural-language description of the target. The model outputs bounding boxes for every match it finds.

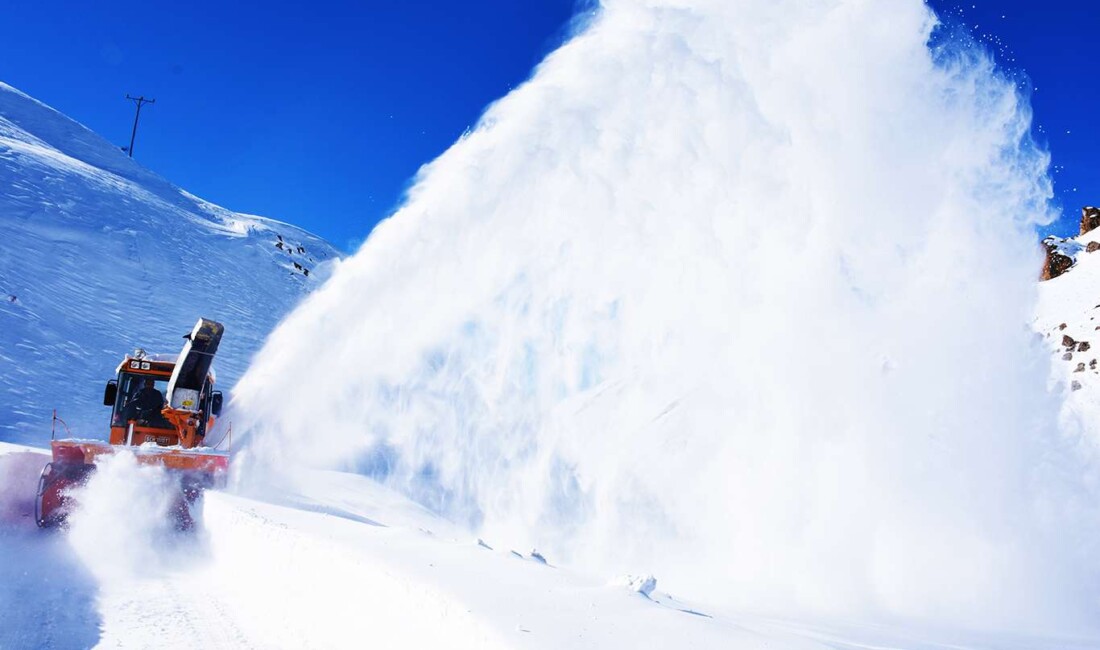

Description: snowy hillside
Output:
[1036,209,1100,443]
[0,81,339,445]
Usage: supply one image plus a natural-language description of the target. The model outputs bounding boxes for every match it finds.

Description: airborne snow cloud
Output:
[233,0,1100,632]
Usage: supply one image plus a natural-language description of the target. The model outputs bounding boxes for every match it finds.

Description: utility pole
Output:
[124,94,155,158]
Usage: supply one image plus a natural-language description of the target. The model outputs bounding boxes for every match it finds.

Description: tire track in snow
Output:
[96,577,253,649]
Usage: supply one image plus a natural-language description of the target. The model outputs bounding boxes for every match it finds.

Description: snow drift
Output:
[234,0,1100,632]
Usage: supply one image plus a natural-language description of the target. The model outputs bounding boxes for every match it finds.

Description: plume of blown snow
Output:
[65,452,194,582]
[232,0,1100,632]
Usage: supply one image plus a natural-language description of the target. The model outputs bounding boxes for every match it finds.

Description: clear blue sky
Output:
[927,1,1100,237]
[0,1,1094,249]
[0,1,579,251]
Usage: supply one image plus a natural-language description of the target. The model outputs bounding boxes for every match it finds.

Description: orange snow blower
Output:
[35,318,229,528]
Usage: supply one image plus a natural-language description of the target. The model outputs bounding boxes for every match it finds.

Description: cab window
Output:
[112,373,170,428]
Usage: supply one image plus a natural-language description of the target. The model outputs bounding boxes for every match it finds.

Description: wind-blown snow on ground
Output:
[234,0,1097,634]
[15,441,1079,650]
[0,81,340,445]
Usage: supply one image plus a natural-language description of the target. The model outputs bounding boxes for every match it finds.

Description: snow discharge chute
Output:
[234,0,1100,632]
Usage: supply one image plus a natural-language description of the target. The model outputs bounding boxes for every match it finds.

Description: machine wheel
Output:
[171,475,207,531]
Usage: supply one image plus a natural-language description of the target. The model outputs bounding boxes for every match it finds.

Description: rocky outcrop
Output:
[1080,206,1100,235]
[1040,208,1100,281]
[1042,236,1075,280]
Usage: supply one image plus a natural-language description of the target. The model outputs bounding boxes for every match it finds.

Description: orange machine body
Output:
[36,350,228,528]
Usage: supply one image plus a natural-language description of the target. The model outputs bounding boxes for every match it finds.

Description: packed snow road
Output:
[1,441,1096,649]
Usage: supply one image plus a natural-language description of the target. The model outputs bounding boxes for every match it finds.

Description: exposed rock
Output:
[1088,241,1100,253]
[1080,341,1092,352]
[1081,206,1100,235]
[1090,359,1097,369]
[1075,363,1086,373]
[1063,334,1077,348]
[1060,323,1068,330]
[1063,352,1074,361]
[1042,237,1075,280]
[1072,380,1083,391]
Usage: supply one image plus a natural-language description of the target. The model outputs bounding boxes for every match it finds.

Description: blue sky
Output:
[0,1,1094,248]
[927,1,1100,236]
[0,1,578,251]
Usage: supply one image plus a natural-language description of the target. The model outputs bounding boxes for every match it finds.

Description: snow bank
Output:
[0,446,47,527]
[233,0,1100,633]
[0,463,100,650]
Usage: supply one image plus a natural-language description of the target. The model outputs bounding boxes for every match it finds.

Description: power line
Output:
[124,94,155,158]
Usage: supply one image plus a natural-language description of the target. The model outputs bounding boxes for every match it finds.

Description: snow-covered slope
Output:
[0,81,339,444]
[1036,217,1100,445]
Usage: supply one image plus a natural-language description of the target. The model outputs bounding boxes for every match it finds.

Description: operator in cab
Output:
[123,377,165,423]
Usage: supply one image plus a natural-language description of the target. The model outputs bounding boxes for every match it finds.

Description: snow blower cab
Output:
[106,319,225,450]
[35,318,230,528]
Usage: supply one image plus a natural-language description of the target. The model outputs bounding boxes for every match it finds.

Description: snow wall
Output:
[233,0,1100,632]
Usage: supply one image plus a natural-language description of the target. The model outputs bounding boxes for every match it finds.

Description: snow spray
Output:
[66,452,196,582]
[234,0,1100,632]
